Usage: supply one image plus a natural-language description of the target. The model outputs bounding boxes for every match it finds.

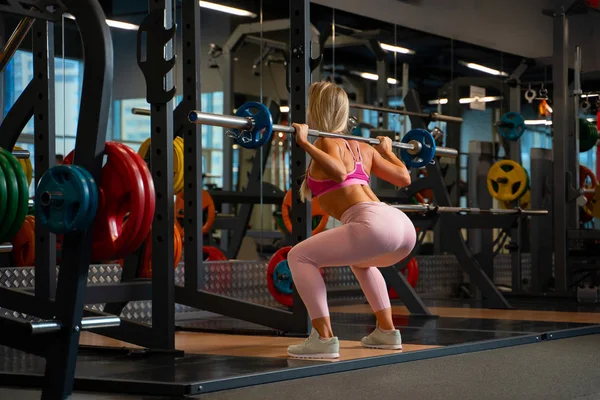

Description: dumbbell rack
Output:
[0,1,118,399]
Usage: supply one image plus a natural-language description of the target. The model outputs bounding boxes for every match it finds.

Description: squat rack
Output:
[0,1,117,398]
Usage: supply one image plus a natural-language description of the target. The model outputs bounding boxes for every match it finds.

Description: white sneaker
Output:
[361,324,402,350]
[287,328,340,359]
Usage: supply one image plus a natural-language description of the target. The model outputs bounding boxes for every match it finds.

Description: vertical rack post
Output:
[148,0,176,349]
[289,0,311,333]
[182,0,204,291]
[32,19,56,300]
[552,9,571,293]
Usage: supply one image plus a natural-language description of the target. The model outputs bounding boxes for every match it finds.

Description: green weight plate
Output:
[0,148,30,241]
[579,118,598,153]
[0,165,7,230]
[0,151,18,242]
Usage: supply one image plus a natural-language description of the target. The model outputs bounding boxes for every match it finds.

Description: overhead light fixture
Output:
[459,61,508,77]
[379,42,415,55]
[199,1,257,18]
[524,120,552,126]
[428,96,503,105]
[63,14,139,30]
[279,105,290,113]
[582,94,599,98]
[358,72,379,81]
[352,71,398,84]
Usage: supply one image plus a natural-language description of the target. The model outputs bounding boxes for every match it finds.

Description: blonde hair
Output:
[299,81,350,202]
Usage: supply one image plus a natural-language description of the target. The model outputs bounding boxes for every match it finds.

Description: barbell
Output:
[187,102,459,168]
[392,203,548,215]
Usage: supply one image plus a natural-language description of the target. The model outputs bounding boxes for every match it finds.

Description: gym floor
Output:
[1,298,599,399]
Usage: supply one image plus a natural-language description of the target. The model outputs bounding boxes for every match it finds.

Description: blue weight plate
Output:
[273,260,294,295]
[36,165,92,234]
[498,112,526,140]
[400,128,436,168]
[233,101,273,149]
[75,165,99,229]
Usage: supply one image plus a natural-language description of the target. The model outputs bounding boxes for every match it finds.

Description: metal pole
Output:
[187,110,459,158]
[392,203,548,215]
[289,0,311,334]
[11,149,30,159]
[349,103,464,124]
[552,9,570,293]
[0,16,35,73]
[29,316,121,335]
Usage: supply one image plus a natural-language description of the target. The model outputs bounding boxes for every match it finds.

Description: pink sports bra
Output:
[306,139,370,197]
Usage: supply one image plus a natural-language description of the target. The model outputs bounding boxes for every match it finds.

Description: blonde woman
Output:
[286,81,416,359]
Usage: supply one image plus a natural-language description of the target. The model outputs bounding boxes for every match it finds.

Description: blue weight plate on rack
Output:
[233,101,273,149]
[498,112,526,140]
[400,129,436,168]
[36,165,97,234]
[273,260,294,295]
[76,165,99,228]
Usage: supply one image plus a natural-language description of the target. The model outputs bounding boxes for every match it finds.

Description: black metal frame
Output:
[174,0,312,335]
[0,1,114,398]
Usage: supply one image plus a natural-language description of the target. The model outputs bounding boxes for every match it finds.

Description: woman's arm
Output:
[370,136,411,187]
[294,123,348,182]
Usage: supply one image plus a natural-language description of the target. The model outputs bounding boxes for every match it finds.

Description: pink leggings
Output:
[287,201,417,320]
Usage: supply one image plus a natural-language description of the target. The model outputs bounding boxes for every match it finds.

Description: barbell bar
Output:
[12,150,30,159]
[0,15,35,73]
[29,316,122,335]
[393,203,548,215]
[349,103,463,124]
[186,102,458,168]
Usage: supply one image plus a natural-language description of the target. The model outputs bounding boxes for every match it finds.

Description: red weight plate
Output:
[203,246,227,261]
[203,246,230,295]
[266,246,324,307]
[267,246,293,307]
[118,143,156,257]
[136,225,182,279]
[388,258,419,299]
[64,142,146,261]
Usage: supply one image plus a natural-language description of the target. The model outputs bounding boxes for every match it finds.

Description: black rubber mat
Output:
[194,334,600,400]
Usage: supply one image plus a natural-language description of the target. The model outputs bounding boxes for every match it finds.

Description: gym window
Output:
[113,92,225,188]
[3,50,85,195]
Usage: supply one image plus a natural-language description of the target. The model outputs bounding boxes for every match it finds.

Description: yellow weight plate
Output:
[500,190,530,210]
[173,137,184,194]
[137,137,152,163]
[139,137,185,194]
[583,185,600,219]
[13,146,32,187]
[487,160,529,202]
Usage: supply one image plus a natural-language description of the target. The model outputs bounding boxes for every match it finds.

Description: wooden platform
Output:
[79,331,439,361]
[331,304,600,324]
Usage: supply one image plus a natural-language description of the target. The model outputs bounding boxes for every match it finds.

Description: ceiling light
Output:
[279,106,290,113]
[582,94,599,98]
[199,1,257,18]
[524,120,552,126]
[359,72,379,81]
[428,96,502,105]
[379,42,415,55]
[352,71,397,84]
[278,132,284,138]
[64,14,139,30]
[460,61,508,77]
